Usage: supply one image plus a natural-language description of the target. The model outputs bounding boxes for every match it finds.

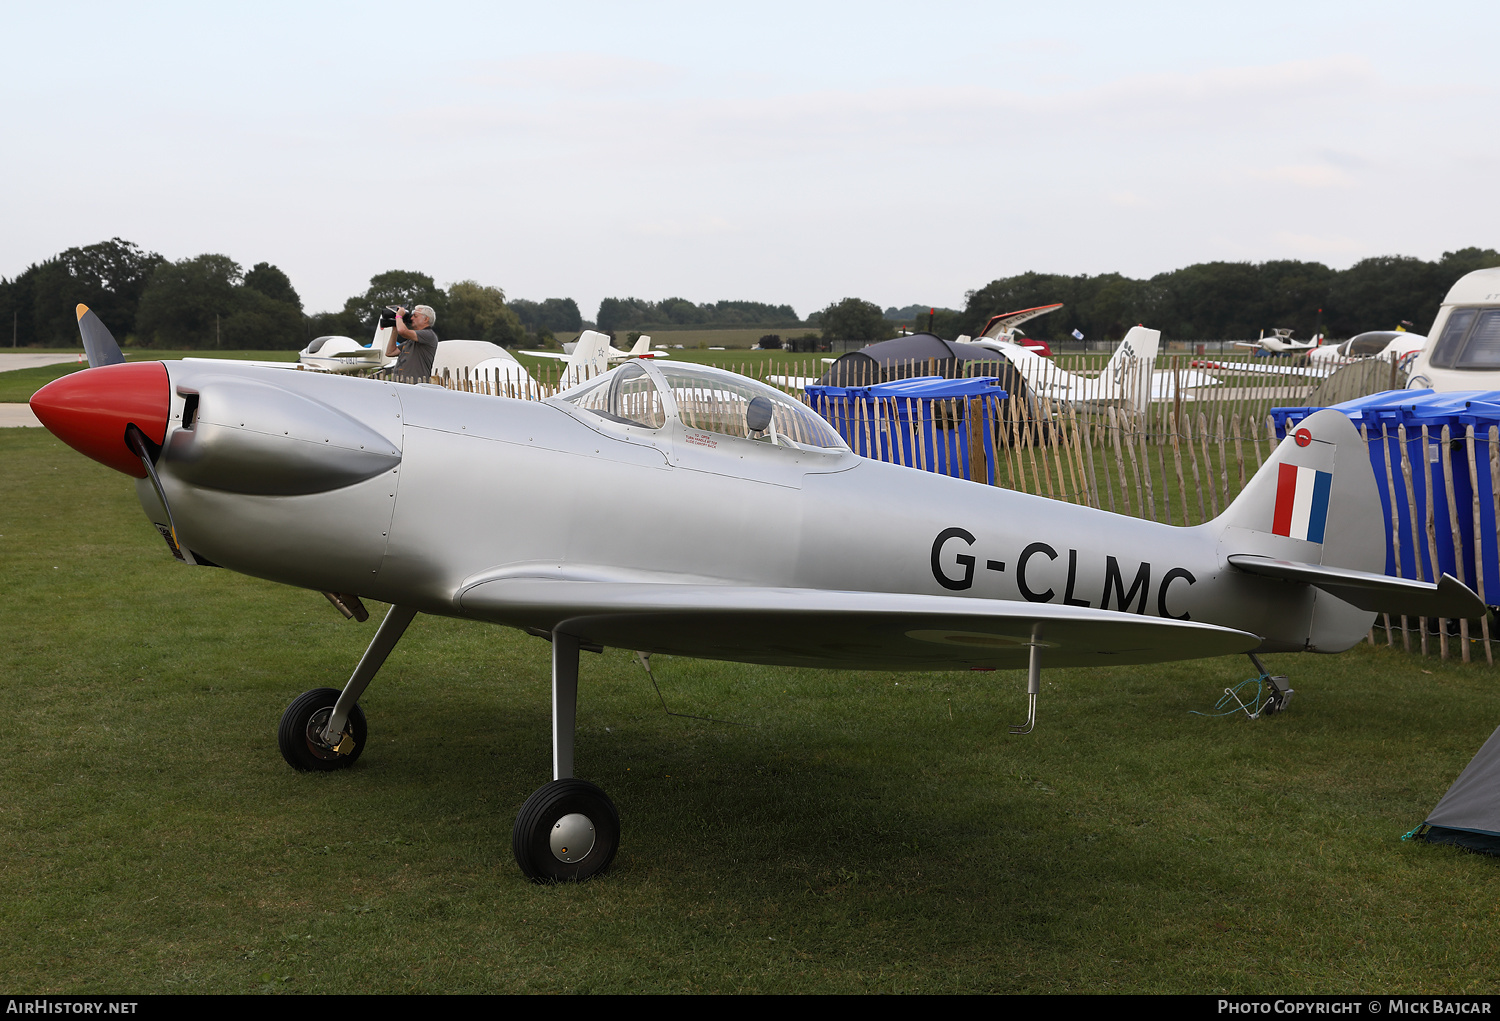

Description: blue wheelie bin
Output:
[805,376,1009,483]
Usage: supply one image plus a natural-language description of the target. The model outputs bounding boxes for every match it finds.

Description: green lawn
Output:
[3,428,1500,993]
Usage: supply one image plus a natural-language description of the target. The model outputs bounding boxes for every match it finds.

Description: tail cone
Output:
[29,363,170,478]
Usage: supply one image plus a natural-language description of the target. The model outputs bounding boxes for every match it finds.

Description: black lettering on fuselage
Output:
[1102,556,1151,614]
[1158,567,1196,619]
[931,527,976,591]
[1017,542,1057,602]
[1063,549,1089,606]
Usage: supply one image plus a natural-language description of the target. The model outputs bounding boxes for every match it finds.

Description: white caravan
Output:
[1405,268,1500,391]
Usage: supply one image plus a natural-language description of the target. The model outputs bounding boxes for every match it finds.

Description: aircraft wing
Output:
[1149,368,1222,399]
[458,578,1260,670]
[519,350,570,361]
[979,303,1064,339]
[1192,359,1326,379]
[182,357,306,370]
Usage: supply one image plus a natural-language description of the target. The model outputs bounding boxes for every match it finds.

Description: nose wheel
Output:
[278,687,367,771]
[512,778,620,882]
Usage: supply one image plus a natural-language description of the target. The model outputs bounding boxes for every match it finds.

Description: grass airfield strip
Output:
[5,431,1500,995]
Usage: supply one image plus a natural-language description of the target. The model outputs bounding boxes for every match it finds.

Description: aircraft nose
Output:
[29,362,170,478]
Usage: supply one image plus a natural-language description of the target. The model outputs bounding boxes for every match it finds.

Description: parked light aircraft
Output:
[966,325,1221,411]
[970,303,1064,356]
[1305,330,1427,371]
[1235,328,1322,356]
[299,335,392,374]
[34,305,1486,882]
[772,327,1219,405]
[523,334,668,363]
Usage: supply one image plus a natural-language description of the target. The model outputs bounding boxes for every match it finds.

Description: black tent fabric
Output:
[816,334,1024,394]
[1417,722,1500,855]
[813,334,1040,446]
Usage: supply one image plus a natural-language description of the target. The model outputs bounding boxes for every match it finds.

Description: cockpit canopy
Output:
[552,361,847,451]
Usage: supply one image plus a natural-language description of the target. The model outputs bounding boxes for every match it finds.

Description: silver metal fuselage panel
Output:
[140,362,1375,656]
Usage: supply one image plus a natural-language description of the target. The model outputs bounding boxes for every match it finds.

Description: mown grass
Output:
[4,430,1500,994]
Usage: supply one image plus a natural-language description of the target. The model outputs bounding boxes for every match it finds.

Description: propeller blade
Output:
[76,304,126,368]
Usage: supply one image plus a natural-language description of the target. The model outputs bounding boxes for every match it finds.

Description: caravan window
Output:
[1456,311,1500,369]
[1426,307,1500,370]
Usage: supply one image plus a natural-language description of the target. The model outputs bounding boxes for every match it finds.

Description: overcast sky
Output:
[4,1,1497,319]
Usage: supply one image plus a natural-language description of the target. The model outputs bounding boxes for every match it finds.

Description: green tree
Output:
[445,280,526,347]
[818,297,895,342]
[136,254,307,349]
[27,238,165,345]
[342,270,447,334]
[135,254,244,347]
[243,262,301,309]
[1323,256,1442,338]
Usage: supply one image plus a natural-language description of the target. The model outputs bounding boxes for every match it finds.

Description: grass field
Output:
[4,427,1500,994]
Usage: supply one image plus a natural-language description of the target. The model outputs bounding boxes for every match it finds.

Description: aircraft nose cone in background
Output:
[29,362,169,478]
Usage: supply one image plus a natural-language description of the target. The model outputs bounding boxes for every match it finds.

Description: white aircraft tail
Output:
[563,330,612,388]
[1212,408,1483,650]
[628,335,651,357]
[1103,326,1160,414]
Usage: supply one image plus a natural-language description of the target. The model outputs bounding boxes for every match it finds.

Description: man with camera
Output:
[385,304,439,381]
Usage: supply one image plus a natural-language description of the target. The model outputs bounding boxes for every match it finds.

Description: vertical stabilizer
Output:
[563,330,612,388]
[1215,407,1385,650]
[1103,325,1160,415]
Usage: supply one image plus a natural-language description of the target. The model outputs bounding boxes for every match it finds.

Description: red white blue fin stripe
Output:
[1272,463,1332,543]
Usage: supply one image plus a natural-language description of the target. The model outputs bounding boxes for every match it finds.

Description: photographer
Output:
[385,304,439,381]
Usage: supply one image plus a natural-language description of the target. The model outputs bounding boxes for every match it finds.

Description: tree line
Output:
[5,238,1496,349]
[0,239,585,350]
[882,249,1500,344]
[595,297,801,331]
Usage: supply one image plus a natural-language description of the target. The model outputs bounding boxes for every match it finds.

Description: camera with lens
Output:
[378,305,407,329]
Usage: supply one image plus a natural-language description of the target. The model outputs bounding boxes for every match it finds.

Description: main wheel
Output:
[278,687,367,772]
[512,779,621,883]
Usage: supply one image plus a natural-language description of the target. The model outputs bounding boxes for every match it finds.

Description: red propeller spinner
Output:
[29,361,170,478]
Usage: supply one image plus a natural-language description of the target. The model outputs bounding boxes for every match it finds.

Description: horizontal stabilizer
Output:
[458,577,1260,670]
[1227,554,1488,620]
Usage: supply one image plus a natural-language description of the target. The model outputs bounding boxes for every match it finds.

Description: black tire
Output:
[512,779,621,883]
[278,687,367,773]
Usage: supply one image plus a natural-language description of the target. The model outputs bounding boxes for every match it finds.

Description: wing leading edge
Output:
[458,578,1260,670]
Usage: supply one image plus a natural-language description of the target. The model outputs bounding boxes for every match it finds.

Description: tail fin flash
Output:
[76,305,126,368]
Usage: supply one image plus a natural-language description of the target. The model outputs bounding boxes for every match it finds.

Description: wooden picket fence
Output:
[430,351,1497,664]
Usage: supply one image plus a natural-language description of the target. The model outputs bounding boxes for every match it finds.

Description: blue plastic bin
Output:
[1272,390,1500,599]
[805,376,1009,483]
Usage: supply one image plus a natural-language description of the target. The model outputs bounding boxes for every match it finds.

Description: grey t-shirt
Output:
[394,328,439,380]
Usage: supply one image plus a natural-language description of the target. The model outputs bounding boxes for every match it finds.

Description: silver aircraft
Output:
[31,305,1486,882]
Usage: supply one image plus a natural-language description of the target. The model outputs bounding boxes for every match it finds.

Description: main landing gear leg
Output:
[277,604,418,772]
[511,630,620,882]
[1247,652,1295,716]
[1009,624,1043,736]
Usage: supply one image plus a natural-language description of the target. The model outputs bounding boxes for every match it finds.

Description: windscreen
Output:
[554,363,667,428]
[655,363,846,450]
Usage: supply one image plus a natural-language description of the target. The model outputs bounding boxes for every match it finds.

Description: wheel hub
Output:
[303,707,344,760]
[550,813,596,863]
